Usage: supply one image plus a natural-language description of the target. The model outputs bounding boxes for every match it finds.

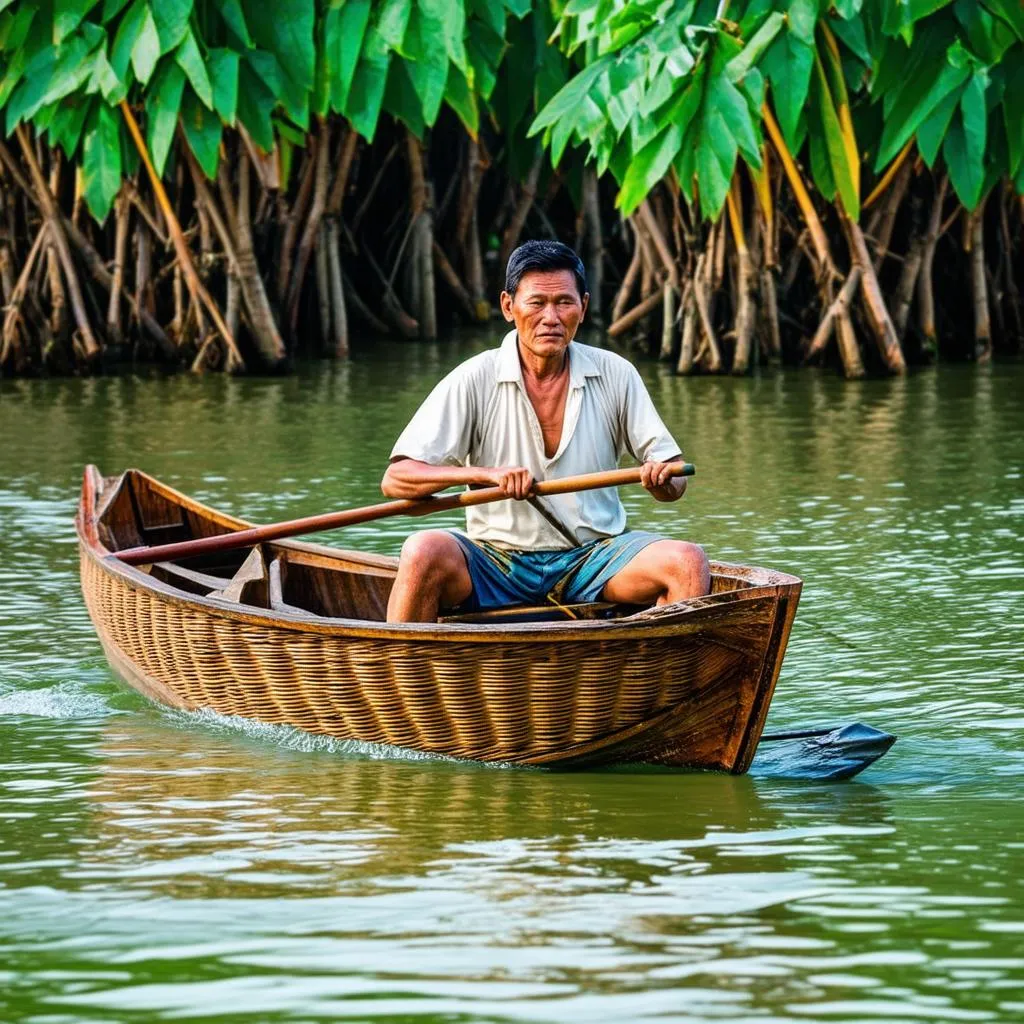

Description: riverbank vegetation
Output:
[1,0,1021,378]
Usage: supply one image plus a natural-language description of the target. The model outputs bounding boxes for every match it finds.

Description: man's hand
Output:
[640,459,687,503]
[485,465,534,500]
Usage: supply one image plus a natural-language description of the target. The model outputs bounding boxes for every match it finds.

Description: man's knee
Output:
[401,532,458,573]
[399,530,464,581]
[662,541,711,594]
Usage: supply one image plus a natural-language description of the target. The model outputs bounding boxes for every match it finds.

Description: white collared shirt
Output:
[390,330,682,550]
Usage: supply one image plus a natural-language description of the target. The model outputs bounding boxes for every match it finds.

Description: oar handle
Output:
[114,462,695,566]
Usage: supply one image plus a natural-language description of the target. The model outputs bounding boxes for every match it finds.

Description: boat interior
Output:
[87,469,761,625]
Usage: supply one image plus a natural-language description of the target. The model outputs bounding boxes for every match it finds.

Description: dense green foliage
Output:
[0,1,1021,378]
[533,0,1024,218]
[2,1,1021,220]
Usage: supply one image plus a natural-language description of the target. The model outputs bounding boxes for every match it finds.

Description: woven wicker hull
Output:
[77,467,802,771]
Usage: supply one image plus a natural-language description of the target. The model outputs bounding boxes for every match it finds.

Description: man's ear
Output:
[499,290,515,322]
[580,292,590,320]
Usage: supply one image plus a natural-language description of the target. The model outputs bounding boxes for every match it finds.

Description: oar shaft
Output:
[114,462,695,566]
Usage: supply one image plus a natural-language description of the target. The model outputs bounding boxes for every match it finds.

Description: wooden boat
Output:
[76,466,803,772]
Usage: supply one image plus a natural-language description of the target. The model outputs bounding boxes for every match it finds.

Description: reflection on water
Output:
[1,346,1022,1021]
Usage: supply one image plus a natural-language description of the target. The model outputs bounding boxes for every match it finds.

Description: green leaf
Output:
[945,70,987,208]
[237,55,276,148]
[48,95,93,157]
[530,59,606,135]
[466,26,503,102]
[244,0,315,89]
[697,108,737,219]
[376,0,412,52]
[917,83,962,166]
[1003,61,1024,176]
[345,25,390,140]
[54,0,99,44]
[830,13,871,64]
[328,0,370,114]
[980,0,1024,41]
[713,70,761,168]
[761,31,813,151]
[383,58,425,137]
[82,101,122,222]
[101,0,131,21]
[943,113,980,209]
[727,11,784,82]
[404,3,448,125]
[152,0,192,54]
[444,63,478,136]
[617,121,683,215]
[788,0,819,45]
[145,59,185,176]
[131,5,161,85]
[215,0,252,48]
[181,85,222,177]
[110,0,147,81]
[437,0,469,75]
[208,48,238,125]
[175,27,212,108]
[875,57,969,168]
[88,47,127,104]
[814,52,859,218]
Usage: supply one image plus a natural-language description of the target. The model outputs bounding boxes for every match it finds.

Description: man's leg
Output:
[387,530,474,623]
[600,540,710,605]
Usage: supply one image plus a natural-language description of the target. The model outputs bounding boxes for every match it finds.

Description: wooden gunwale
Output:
[78,467,802,644]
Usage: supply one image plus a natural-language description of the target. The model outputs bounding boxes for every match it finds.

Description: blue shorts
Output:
[448,530,663,612]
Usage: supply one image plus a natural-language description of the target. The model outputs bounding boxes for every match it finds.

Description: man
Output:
[382,240,710,623]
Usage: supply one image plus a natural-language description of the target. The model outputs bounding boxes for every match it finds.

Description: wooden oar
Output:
[114,462,696,566]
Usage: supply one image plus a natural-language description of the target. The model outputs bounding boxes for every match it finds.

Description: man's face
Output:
[500,269,589,362]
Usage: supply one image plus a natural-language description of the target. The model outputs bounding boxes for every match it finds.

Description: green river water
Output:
[1,336,1022,1023]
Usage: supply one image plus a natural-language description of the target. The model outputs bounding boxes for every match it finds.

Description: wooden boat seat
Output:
[439,601,639,624]
[268,556,309,616]
[208,547,269,607]
[151,561,236,594]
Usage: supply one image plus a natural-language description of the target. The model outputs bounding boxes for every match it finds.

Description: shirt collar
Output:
[496,330,602,389]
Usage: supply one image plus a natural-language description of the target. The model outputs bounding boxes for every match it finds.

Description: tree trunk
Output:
[727,182,755,374]
[419,182,437,339]
[892,234,924,339]
[970,199,991,362]
[659,279,676,360]
[457,136,489,319]
[277,140,317,301]
[315,221,332,348]
[217,147,286,368]
[499,147,543,269]
[675,281,698,374]
[405,131,436,339]
[105,191,130,345]
[842,210,906,373]
[582,166,603,323]
[611,218,643,324]
[326,218,349,357]
[288,119,331,335]
[15,125,100,364]
[917,174,947,354]
[866,156,912,273]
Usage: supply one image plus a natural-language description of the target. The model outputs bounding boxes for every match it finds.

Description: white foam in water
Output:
[167,706,500,766]
[0,680,114,719]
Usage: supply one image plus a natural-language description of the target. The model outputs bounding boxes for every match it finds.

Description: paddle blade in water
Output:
[751,723,897,780]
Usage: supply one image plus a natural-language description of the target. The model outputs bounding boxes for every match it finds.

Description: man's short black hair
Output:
[504,240,587,299]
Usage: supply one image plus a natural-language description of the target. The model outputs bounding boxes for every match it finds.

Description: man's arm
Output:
[640,457,687,503]
[382,459,534,500]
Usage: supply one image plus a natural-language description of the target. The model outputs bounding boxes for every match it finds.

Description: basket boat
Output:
[77,466,802,772]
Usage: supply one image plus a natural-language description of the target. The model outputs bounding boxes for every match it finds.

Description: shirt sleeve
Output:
[390,367,477,466]
[620,364,682,463]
